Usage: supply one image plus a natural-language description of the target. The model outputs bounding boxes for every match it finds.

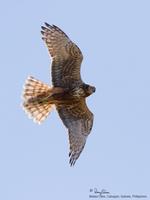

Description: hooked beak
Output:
[92,86,96,93]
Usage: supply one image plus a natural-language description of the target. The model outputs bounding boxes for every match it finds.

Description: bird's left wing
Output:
[56,99,94,166]
[41,23,83,88]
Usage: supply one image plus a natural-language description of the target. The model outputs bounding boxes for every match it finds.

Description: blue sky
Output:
[0,0,150,199]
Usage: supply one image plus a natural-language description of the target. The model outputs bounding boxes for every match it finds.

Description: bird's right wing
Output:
[56,99,94,166]
[41,23,83,88]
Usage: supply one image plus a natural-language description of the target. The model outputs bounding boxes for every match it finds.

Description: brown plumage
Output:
[22,23,96,166]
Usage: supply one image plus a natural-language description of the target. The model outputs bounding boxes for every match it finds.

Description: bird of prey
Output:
[22,23,96,166]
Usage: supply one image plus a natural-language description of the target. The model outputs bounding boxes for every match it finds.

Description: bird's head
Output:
[83,84,96,96]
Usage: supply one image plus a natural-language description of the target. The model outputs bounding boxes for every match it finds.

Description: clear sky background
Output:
[0,0,150,199]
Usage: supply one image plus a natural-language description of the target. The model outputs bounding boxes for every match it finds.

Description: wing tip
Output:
[45,22,52,28]
[41,22,69,38]
[69,151,79,166]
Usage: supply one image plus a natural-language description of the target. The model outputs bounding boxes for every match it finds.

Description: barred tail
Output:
[22,76,54,124]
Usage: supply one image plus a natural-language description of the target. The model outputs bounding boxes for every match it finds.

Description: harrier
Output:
[22,23,96,166]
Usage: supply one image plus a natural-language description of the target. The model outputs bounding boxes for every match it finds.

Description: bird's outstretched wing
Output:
[56,99,93,166]
[41,23,83,88]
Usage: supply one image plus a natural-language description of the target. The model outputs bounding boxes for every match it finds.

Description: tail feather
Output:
[23,101,54,124]
[23,76,52,100]
[22,76,54,124]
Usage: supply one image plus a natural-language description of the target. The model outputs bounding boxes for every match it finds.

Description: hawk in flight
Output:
[22,23,96,166]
